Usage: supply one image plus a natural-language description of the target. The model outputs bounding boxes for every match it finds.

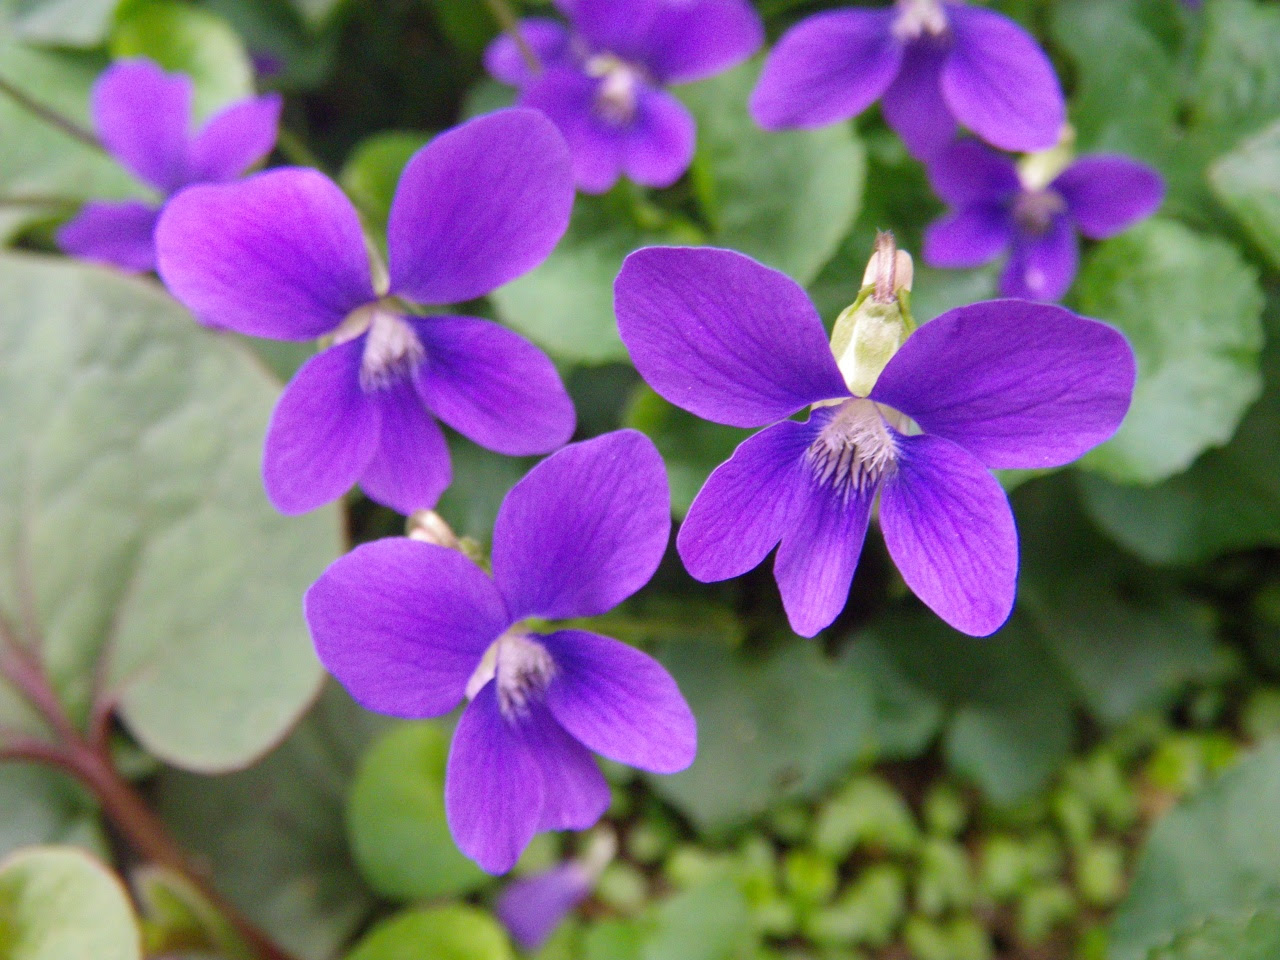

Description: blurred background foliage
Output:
[0,0,1279,958]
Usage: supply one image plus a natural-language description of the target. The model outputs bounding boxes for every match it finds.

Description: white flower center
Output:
[893,0,949,40]
[1013,187,1067,235]
[586,54,646,124]
[466,631,556,720]
[807,400,901,499]
[334,302,425,391]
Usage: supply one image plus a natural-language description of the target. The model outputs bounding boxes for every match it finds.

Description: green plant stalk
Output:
[0,618,301,960]
[482,0,541,74]
[0,74,100,149]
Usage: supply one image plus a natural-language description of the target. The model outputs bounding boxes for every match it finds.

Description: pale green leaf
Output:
[344,906,513,960]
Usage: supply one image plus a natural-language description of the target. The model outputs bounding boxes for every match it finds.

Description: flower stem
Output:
[482,0,540,75]
[0,618,302,960]
[0,74,100,150]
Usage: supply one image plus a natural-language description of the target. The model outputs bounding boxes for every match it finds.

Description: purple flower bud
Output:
[154,110,578,516]
[615,246,1136,638]
[922,139,1165,301]
[485,0,764,193]
[750,0,1066,159]
[304,432,696,873]
[57,58,282,273]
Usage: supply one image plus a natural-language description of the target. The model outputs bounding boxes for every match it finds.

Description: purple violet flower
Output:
[750,0,1065,159]
[499,862,595,950]
[305,431,697,874]
[485,0,763,193]
[57,58,282,273]
[155,109,577,517]
[615,246,1135,638]
[924,140,1165,301]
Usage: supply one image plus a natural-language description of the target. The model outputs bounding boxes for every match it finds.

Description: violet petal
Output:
[1053,155,1165,239]
[869,300,1136,470]
[387,109,574,304]
[357,379,452,515]
[678,419,812,583]
[543,629,697,774]
[446,683,545,874]
[881,40,956,160]
[156,169,376,339]
[926,138,1021,206]
[484,18,575,88]
[56,200,160,273]
[93,58,192,193]
[304,538,508,717]
[942,5,1065,152]
[186,93,283,183]
[750,8,902,130]
[924,205,1013,268]
[623,87,696,190]
[616,247,847,427]
[497,864,593,952]
[641,0,763,85]
[492,431,670,621]
[519,67,626,194]
[411,315,575,456]
[262,339,380,515]
[999,214,1079,301]
[773,466,876,638]
[521,706,611,831]
[879,432,1017,637]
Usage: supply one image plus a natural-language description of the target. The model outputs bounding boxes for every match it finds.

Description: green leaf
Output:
[339,130,431,235]
[679,58,864,287]
[344,906,513,960]
[1076,219,1264,485]
[1110,740,1280,960]
[12,0,123,47]
[0,767,106,861]
[347,721,490,902]
[1079,303,1280,565]
[157,685,385,960]
[1147,903,1280,960]
[0,255,334,771]
[0,846,140,960]
[134,866,251,960]
[650,640,876,833]
[1192,0,1280,148]
[1210,118,1280,270]
[1016,476,1221,724]
[642,873,754,960]
[624,385,747,518]
[110,0,254,120]
[861,612,1075,807]
[838,635,943,763]
[491,58,862,365]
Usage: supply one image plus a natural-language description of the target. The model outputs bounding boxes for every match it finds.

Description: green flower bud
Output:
[829,233,915,398]
[1075,841,1126,908]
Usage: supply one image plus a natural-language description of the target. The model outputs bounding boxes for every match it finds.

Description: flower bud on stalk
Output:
[829,232,915,398]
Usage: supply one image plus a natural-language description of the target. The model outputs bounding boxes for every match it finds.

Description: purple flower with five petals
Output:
[485,0,763,193]
[305,431,696,874]
[751,0,1065,159]
[923,140,1165,302]
[616,247,1135,638]
[57,59,281,273]
[155,109,577,516]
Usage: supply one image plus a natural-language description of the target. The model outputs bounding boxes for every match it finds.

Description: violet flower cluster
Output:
[616,246,1136,638]
[58,58,281,273]
[155,109,576,517]
[923,140,1166,301]
[485,0,763,193]
[752,0,1065,159]
[306,431,696,873]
